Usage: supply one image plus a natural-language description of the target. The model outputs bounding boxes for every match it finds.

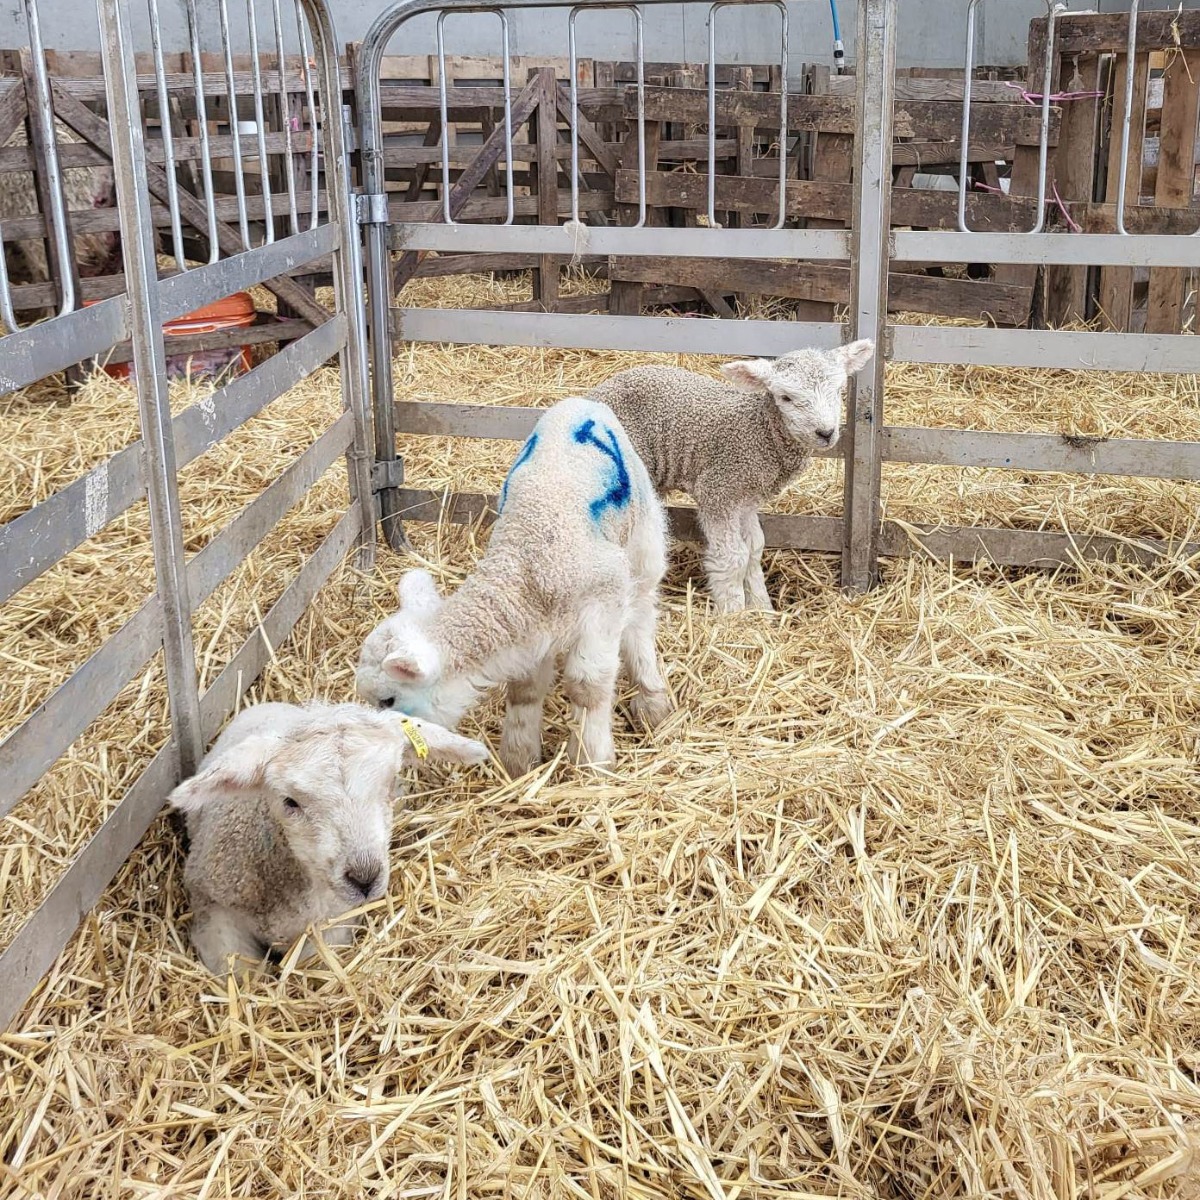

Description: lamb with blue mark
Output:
[356,396,673,776]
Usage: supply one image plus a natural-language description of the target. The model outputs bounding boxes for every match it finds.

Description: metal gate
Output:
[357,0,1200,593]
[0,0,372,1027]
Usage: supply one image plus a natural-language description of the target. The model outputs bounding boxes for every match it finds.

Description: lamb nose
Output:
[816,428,835,443]
[345,864,382,897]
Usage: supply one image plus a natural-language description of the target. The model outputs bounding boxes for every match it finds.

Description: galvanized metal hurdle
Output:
[0,0,373,1028]
[359,0,1200,593]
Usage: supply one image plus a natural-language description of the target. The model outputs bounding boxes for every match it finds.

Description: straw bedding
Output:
[2,275,1200,1198]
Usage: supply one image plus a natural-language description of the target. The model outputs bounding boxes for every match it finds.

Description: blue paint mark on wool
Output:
[499,432,539,512]
[573,418,631,520]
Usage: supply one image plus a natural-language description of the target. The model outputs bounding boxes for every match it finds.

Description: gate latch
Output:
[355,192,390,226]
[372,459,404,492]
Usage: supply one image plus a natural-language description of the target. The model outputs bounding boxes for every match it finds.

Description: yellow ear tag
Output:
[400,717,429,760]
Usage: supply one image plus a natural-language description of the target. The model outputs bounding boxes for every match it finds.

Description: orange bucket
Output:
[90,291,257,381]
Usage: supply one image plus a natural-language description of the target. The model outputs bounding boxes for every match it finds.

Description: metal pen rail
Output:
[0,0,375,1031]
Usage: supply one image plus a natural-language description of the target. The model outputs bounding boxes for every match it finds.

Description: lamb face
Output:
[721,339,875,451]
[355,569,478,729]
[174,723,401,908]
[171,703,490,975]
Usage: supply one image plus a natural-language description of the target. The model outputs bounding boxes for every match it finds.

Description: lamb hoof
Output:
[567,736,616,772]
[499,749,542,779]
[712,596,747,615]
[631,690,673,730]
[746,594,775,614]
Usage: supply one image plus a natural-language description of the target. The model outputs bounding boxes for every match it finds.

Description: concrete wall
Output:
[1,0,1199,73]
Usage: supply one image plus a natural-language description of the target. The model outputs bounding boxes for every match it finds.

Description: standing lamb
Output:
[355,395,673,777]
[169,700,488,977]
[589,340,875,614]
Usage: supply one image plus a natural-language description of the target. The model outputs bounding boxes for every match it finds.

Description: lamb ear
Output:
[168,735,278,815]
[833,338,875,375]
[397,569,443,617]
[381,638,439,684]
[392,715,490,768]
[720,358,774,392]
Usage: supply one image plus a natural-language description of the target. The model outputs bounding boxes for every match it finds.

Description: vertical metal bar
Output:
[496,10,514,225]
[271,0,301,236]
[436,11,453,223]
[186,0,221,264]
[957,0,981,233]
[246,0,276,243]
[774,0,788,230]
[708,1,787,229]
[436,11,513,226]
[1029,3,1064,236]
[148,0,187,271]
[22,0,75,315]
[218,0,251,248]
[633,6,646,227]
[0,224,19,334]
[97,0,203,776]
[356,16,403,548]
[841,0,895,592]
[569,8,581,224]
[1115,0,1141,236]
[299,0,376,566]
[295,5,320,229]
[707,3,719,228]
[959,0,1062,235]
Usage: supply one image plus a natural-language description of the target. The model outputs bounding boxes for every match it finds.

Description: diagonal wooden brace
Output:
[49,80,331,327]
[391,73,543,295]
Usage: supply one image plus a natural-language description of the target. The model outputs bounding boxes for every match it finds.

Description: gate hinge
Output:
[372,459,404,492]
[355,192,390,225]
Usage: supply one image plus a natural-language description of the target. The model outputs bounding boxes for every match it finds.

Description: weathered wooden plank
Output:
[1046,54,1103,325]
[1146,49,1200,333]
[1082,201,1199,236]
[1098,52,1151,330]
[533,69,560,309]
[393,190,613,225]
[1043,12,1200,55]
[554,81,620,178]
[0,129,315,175]
[613,169,1039,232]
[391,73,544,294]
[608,255,1032,324]
[50,83,332,327]
[627,86,1060,146]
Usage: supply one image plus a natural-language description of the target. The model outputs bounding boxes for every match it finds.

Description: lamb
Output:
[588,339,876,614]
[0,121,120,320]
[355,395,673,777]
[169,700,488,977]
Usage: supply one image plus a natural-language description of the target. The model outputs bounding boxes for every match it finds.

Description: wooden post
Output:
[994,19,1053,324]
[731,65,754,231]
[1098,49,1150,331]
[531,67,560,310]
[609,93,662,315]
[1045,53,1102,325]
[800,63,843,323]
[1146,48,1200,334]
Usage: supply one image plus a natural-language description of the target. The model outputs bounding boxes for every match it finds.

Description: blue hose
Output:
[828,0,846,73]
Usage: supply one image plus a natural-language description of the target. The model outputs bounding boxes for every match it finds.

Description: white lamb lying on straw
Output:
[356,396,673,776]
[170,700,487,977]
